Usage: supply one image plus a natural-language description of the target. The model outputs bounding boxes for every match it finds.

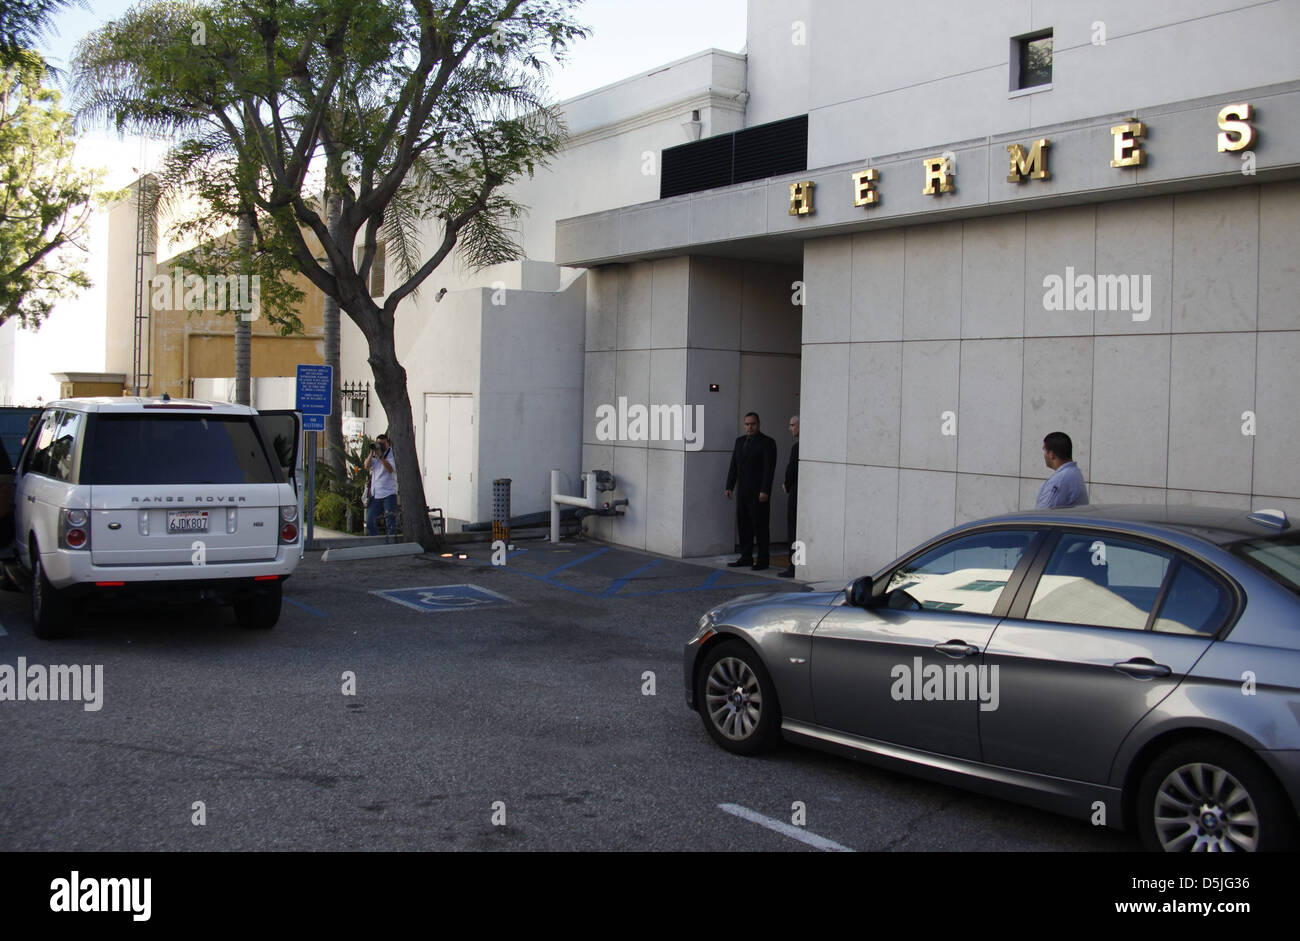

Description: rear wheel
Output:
[1137,738,1297,852]
[234,580,281,630]
[31,552,72,639]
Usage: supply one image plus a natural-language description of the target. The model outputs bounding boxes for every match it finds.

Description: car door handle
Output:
[1112,658,1172,679]
[934,641,980,658]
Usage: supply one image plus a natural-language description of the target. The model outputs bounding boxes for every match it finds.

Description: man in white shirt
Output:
[365,434,399,535]
[1037,431,1089,508]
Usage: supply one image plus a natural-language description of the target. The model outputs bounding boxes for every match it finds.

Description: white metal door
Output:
[448,396,474,520]
[423,394,473,520]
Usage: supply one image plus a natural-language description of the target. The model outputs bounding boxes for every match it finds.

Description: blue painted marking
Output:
[698,570,723,589]
[506,549,528,560]
[374,584,513,612]
[603,559,663,596]
[285,596,328,618]
[543,546,611,578]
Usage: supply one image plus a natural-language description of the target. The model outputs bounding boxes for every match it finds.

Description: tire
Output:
[30,552,72,639]
[1137,738,1298,852]
[234,580,282,630]
[695,639,781,755]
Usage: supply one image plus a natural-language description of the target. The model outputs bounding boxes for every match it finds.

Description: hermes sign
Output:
[788,102,1257,215]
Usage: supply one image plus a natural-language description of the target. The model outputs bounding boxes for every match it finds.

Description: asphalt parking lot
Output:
[0,537,1135,851]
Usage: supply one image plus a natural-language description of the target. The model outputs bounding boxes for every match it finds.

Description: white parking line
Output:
[718,803,854,852]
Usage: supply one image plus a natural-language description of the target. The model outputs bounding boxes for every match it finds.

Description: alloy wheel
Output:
[1153,762,1260,852]
[705,656,763,741]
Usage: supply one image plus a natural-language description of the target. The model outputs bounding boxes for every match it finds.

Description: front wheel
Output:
[1137,739,1297,852]
[31,553,72,639]
[234,581,282,630]
[696,640,781,755]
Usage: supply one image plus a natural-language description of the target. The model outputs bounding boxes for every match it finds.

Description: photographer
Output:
[364,434,399,536]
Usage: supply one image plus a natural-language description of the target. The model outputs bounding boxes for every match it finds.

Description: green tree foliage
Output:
[0,53,100,325]
[74,0,587,548]
[0,0,81,70]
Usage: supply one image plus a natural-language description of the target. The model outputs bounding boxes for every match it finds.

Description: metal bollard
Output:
[492,478,511,543]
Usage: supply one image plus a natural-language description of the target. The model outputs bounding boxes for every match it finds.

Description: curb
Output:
[320,543,426,562]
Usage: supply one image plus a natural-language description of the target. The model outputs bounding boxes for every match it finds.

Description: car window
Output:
[48,411,82,483]
[886,530,1037,615]
[1027,533,1172,630]
[1152,561,1232,636]
[1230,533,1300,597]
[81,414,280,485]
[24,411,59,478]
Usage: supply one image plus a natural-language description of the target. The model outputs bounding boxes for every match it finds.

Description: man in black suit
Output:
[725,411,777,571]
[778,415,799,577]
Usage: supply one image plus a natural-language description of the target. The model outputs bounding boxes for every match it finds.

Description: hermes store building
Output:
[555,0,1300,582]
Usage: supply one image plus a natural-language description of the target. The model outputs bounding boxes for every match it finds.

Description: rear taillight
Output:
[59,508,90,550]
[279,505,299,544]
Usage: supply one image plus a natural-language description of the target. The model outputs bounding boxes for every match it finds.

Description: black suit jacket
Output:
[784,440,798,494]
[727,432,777,497]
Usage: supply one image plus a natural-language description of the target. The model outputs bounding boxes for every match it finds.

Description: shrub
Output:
[314,491,350,532]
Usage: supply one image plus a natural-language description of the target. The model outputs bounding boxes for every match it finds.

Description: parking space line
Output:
[698,570,722,589]
[284,597,328,618]
[718,803,854,852]
[603,559,662,596]
[543,546,611,577]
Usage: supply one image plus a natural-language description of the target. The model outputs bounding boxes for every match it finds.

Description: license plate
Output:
[167,510,210,533]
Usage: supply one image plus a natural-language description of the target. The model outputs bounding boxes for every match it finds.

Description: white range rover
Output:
[4,396,302,638]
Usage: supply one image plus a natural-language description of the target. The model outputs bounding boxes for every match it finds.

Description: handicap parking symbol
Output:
[373,584,514,613]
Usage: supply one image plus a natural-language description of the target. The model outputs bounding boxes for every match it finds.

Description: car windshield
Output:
[1229,532,1300,596]
[81,414,279,485]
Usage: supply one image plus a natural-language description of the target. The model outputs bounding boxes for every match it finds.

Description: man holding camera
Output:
[365,434,399,536]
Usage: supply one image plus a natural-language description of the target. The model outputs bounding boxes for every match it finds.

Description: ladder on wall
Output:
[131,177,155,396]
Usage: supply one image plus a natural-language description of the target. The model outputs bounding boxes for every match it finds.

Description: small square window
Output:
[1012,29,1052,90]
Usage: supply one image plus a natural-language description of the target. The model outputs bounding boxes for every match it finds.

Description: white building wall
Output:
[582,257,802,558]
[797,181,1300,583]
[743,0,1300,167]
[476,274,587,522]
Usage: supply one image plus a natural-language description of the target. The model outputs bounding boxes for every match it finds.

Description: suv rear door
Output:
[83,409,287,566]
[255,410,302,494]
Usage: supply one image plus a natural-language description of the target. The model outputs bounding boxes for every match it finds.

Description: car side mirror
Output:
[848,576,874,608]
